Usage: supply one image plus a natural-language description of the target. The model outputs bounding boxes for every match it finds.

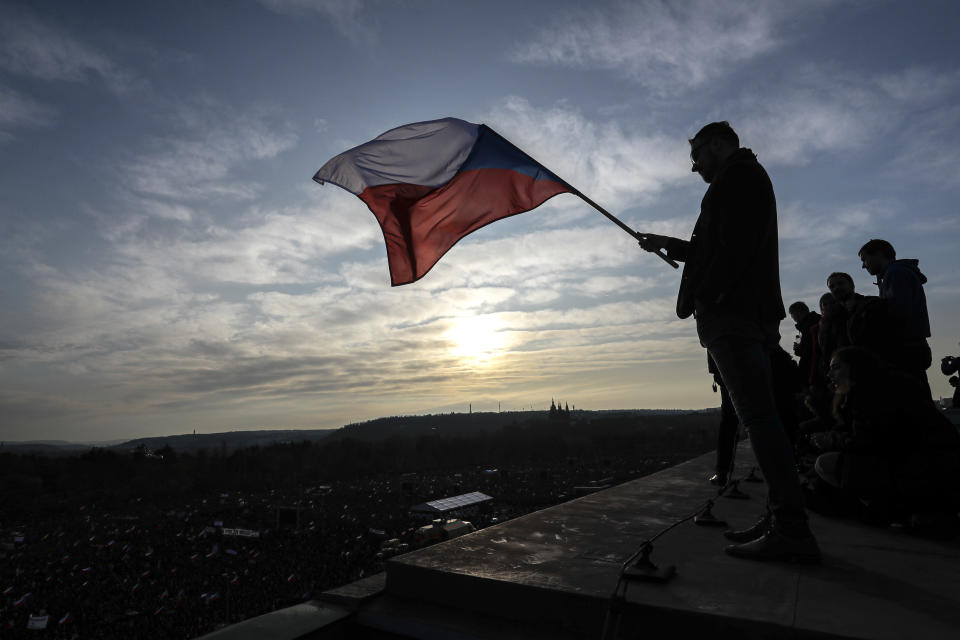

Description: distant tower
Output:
[469,403,472,414]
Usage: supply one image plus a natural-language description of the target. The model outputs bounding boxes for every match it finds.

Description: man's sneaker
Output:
[722,513,771,543]
[725,528,821,564]
[709,472,727,486]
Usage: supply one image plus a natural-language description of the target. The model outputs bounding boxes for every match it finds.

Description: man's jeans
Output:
[700,315,808,533]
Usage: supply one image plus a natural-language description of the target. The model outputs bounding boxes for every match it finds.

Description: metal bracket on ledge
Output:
[694,500,727,527]
[623,543,676,583]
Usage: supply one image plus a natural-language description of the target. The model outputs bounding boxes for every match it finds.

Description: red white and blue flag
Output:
[314,117,572,286]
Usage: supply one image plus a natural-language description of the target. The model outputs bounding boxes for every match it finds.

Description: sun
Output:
[446,315,507,364]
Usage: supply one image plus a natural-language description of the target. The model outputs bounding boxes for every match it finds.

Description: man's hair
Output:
[788,301,809,315]
[819,292,835,307]
[827,272,854,286]
[689,121,739,148]
[858,238,896,260]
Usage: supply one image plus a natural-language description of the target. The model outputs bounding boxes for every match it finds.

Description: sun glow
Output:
[446,315,507,364]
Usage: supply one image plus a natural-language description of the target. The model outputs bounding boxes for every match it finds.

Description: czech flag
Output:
[314,117,572,286]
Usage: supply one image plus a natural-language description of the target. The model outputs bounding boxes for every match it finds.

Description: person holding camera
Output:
[942,354,960,408]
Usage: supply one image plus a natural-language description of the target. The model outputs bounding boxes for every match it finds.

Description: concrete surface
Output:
[374,443,960,639]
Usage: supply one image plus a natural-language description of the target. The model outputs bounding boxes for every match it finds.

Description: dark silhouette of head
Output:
[858,238,896,276]
[829,346,882,391]
[689,121,739,184]
[788,301,810,324]
[826,272,855,302]
[819,292,842,318]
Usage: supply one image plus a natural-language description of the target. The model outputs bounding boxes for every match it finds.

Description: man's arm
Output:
[880,267,913,323]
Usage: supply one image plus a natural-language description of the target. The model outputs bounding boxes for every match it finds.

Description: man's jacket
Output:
[664,148,785,322]
[879,259,931,339]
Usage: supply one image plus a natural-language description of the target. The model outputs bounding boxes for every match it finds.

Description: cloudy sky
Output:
[2,0,958,442]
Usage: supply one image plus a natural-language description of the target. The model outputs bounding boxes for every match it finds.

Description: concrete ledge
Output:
[320,571,386,610]
[195,600,352,640]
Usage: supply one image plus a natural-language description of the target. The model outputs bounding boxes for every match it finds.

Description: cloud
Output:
[778,199,897,243]
[257,0,375,45]
[124,100,299,202]
[2,192,692,436]
[482,97,690,212]
[510,0,819,94]
[0,83,58,142]
[0,6,136,93]
[725,64,960,169]
[106,192,380,288]
[891,104,960,189]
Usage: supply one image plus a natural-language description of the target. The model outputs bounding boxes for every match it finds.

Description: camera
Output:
[942,355,960,377]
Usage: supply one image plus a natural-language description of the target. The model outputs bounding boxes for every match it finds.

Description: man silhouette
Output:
[640,121,818,562]
[859,239,933,397]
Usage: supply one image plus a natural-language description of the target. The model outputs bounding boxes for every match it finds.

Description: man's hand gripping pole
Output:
[571,189,679,269]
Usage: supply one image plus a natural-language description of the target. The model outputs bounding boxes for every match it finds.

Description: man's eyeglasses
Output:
[690,140,708,172]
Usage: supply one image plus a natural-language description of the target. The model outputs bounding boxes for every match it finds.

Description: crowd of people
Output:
[0,454,678,639]
[715,238,960,531]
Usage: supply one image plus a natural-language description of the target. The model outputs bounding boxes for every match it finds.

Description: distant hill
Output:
[0,429,335,455]
[1,408,720,456]
[112,429,335,452]
[329,408,717,443]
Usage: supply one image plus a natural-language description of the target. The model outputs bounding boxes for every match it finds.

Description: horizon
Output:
[2,1,959,442]
[1,405,723,445]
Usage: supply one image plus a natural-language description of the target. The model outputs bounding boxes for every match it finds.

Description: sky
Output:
[1,0,958,442]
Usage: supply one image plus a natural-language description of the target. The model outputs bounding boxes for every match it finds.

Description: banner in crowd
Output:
[27,614,49,630]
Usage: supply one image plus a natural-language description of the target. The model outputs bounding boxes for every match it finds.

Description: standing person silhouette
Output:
[639,122,818,562]
[859,239,933,398]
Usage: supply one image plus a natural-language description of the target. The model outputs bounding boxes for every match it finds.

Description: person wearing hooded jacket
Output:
[858,239,933,397]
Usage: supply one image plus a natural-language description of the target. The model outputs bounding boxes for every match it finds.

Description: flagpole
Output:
[568,187,680,269]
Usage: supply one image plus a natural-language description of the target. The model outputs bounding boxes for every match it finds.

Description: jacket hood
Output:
[888,258,927,284]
